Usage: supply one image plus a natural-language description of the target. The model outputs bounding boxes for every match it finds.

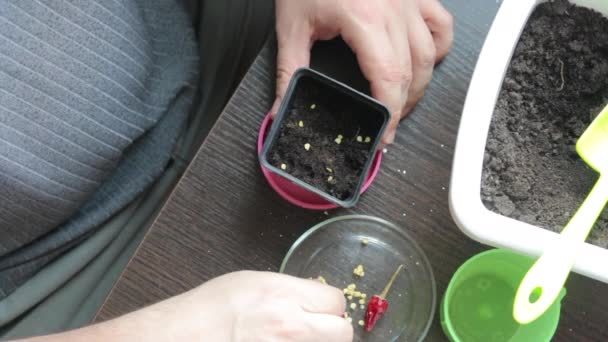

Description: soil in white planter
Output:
[482,0,608,248]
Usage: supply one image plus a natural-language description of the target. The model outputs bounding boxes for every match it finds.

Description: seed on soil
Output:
[361,238,369,245]
[364,136,371,143]
[356,136,363,142]
[358,320,365,327]
[304,143,311,151]
[328,176,334,182]
[280,163,287,170]
[334,136,343,144]
[310,103,316,109]
[350,303,357,310]
[298,120,304,127]
[361,293,367,299]
[383,148,388,154]
[347,284,356,290]
[326,167,333,173]
[353,264,365,277]
[359,299,365,305]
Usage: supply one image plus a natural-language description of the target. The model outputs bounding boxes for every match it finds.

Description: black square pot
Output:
[260,68,389,208]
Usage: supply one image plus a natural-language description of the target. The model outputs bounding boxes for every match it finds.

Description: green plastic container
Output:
[441,249,565,342]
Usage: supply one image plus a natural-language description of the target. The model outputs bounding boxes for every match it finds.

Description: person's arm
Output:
[272,0,453,145]
[16,271,352,342]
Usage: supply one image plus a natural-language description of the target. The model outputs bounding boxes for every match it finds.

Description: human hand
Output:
[20,271,352,342]
[273,0,453,145]
[161,271,353,341]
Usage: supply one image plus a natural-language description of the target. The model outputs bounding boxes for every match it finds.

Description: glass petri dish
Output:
[280,215,436,342]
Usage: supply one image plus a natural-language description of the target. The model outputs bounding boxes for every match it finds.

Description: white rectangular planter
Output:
[450,0,608,283]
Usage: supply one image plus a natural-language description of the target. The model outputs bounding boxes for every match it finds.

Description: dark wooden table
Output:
[95,1,608,340]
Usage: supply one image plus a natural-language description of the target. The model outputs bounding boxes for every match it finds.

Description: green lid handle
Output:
[514,176,608,324]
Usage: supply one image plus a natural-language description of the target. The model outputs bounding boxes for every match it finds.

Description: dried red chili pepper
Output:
[364,264,405,332]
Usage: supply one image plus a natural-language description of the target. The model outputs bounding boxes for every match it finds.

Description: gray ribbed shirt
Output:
[0,0,199,299]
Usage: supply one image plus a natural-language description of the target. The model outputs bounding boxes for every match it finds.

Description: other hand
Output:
[273,0,453,145]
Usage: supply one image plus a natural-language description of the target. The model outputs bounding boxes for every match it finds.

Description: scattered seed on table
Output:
[304,143,311,151]
[356,136,363,142]
[310,104,316,109]
[280,163,287,170]
[364,136,371,143]
[298,120,304,128]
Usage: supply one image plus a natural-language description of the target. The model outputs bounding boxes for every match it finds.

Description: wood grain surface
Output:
[96,0,608,340]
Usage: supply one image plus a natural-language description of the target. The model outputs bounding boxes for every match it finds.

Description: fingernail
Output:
[270,98,281,117]
[383,131,396,145]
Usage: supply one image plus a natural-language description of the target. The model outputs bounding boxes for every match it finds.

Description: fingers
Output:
[403,2,436,114]
[303,313,354,342]
[342,24,411,145]
[273,23,312,117]
[284,276,347,316]
[417,0,454,61]
[373,73,408,145]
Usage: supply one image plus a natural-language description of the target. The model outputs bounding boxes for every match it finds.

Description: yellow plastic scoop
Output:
[514,104,608,324]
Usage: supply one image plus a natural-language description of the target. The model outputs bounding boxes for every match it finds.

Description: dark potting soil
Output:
[482,1,608,248]
[268,77,383,201]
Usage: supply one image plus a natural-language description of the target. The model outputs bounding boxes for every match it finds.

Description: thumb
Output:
[272,30,312,117]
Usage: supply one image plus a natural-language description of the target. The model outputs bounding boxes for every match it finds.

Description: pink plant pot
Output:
[258,113,382,210]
